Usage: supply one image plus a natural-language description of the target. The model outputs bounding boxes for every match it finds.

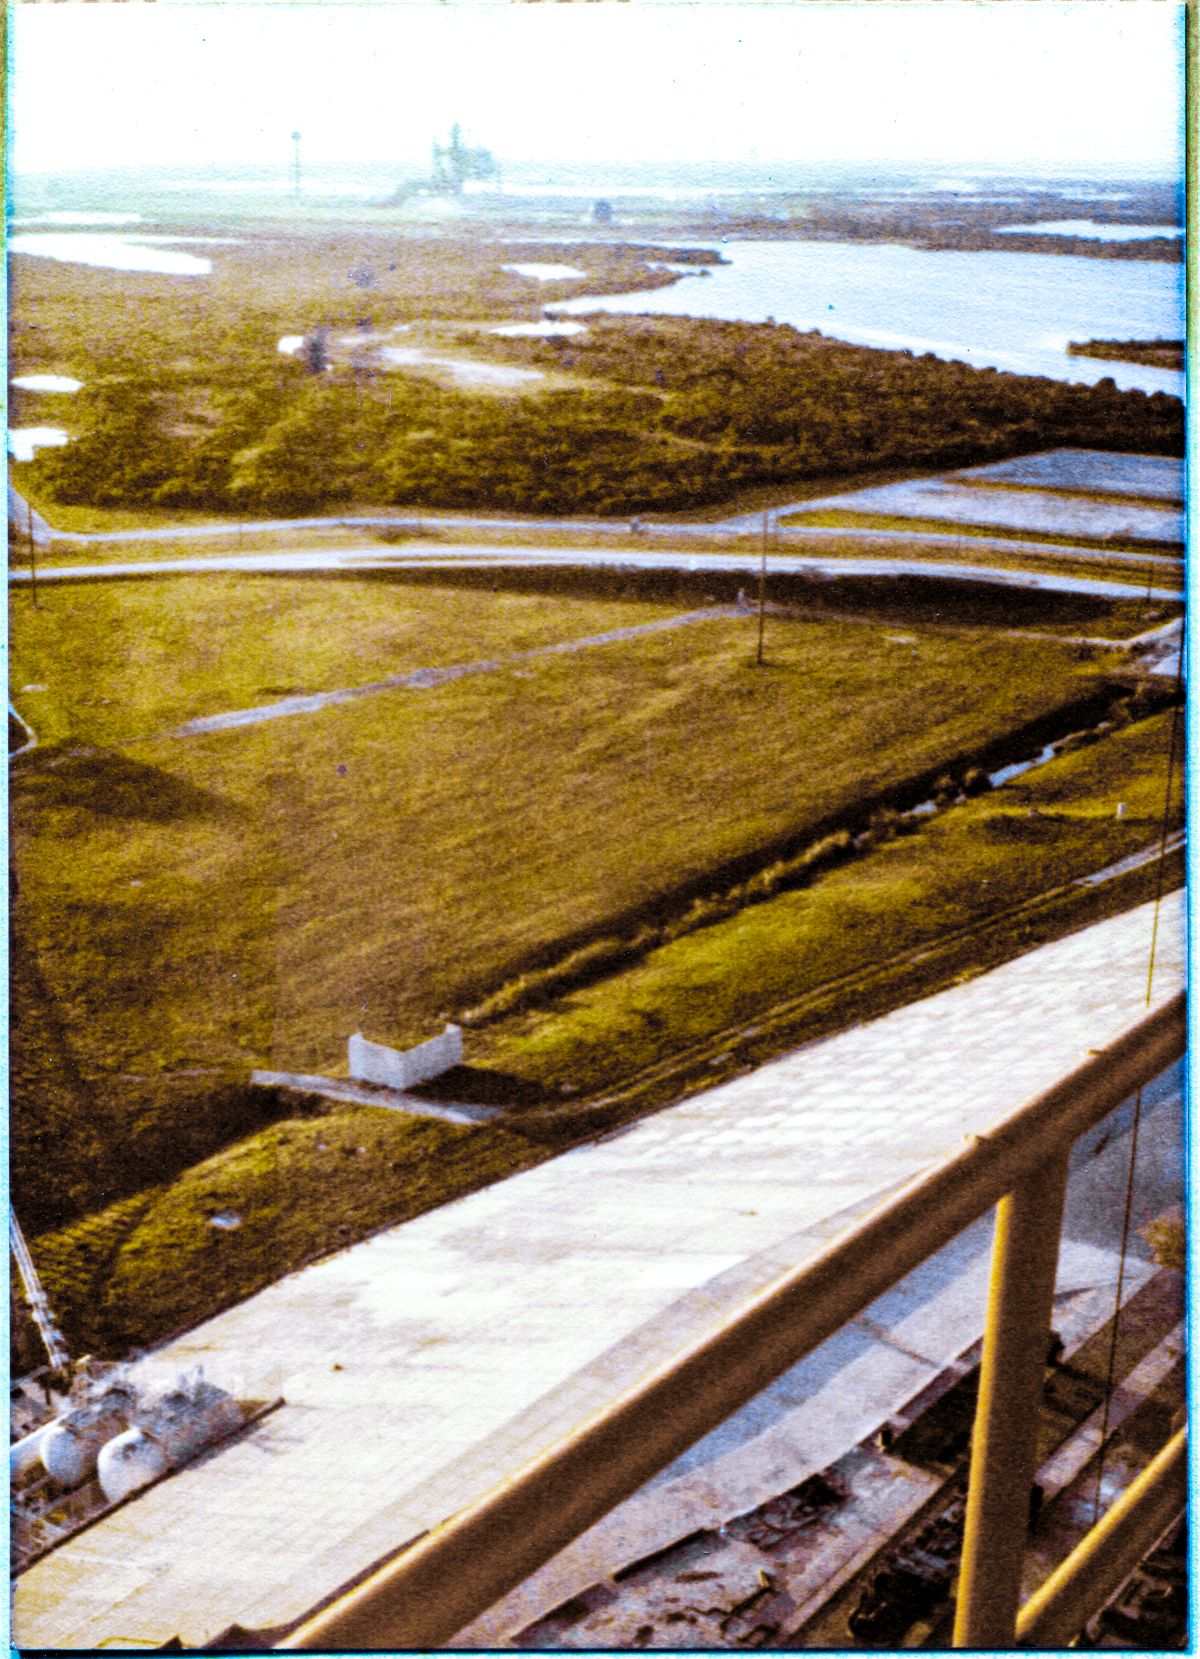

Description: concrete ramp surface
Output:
[13,892,1183,1650]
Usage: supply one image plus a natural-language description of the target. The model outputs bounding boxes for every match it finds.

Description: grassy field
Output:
[9,575,687,745]
[771,534,1185,595]
[9,470,247,535]
[18,1111,547,1359]
[12,581,1124,1054]
[477,708,1183,1106]
[12,231,1182,522]
[12,521,1187,612]
[7,228,670,373]
[18,702,1181,1359]
[10,573,1136,1234]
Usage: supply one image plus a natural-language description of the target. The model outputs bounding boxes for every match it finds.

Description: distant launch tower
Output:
[430,124,498,195]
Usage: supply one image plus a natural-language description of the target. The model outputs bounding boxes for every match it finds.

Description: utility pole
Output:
[757,508,768,666]
[291,131,302,201]
[27,497,39,608]
[1140,539,1156,620]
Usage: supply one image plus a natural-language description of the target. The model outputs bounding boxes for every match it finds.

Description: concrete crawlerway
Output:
[12,892,1184,1650]
[168,605,747,737]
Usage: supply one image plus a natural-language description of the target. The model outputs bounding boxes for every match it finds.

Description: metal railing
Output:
[280,989,1186,1651]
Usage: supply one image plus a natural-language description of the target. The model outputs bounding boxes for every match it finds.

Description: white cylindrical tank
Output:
[96,1428,169,1504]
[40,1409,126,1487]
[10,1422,55,1481]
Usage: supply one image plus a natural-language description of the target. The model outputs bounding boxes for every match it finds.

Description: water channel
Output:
[993,220,1182,241]
[551,239,1185,396]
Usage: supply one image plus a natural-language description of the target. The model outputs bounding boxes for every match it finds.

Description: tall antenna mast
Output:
[10,1206,70,1377]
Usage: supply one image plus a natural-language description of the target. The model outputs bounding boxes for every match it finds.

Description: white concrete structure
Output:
[348,1024,463,1091]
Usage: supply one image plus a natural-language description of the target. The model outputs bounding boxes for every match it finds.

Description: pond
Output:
[793,478,1183,545]
[11,375,83,393]
[8,428,69,462]
[550,239,1185,396]
[994,221,1183,242]
[8,233,238,275]
[490,320,587,338]
[378,345,543,387]
[503,262,585,281]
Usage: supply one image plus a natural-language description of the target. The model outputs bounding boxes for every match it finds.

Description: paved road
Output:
[25,505,1182,568]
[7,541,1183,601]
[13,893,1184,1650]
[6,482,53,550]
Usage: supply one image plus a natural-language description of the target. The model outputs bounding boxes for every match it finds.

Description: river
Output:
[551,239,1185,396]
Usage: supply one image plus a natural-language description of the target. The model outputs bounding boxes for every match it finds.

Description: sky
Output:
[8,1,1186,180]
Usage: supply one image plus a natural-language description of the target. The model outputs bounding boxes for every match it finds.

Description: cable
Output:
[1089,626,1185,1526]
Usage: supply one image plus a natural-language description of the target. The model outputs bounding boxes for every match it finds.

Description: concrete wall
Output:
[348,1025,463,1092]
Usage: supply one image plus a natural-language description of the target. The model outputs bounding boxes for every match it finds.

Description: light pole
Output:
[291,131,302,201]
[27,497,39,609]
[757,508,768,666]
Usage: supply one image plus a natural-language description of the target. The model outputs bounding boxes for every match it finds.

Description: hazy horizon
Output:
[12,156,1183,185]
[9,2,1184,183]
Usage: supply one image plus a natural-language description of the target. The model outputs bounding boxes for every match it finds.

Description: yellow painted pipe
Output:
[1016,1428,1187,1648]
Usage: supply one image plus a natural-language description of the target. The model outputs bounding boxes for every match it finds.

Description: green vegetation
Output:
[14,1191,159,1359]
[8,485,246,535]
[8,575,684,746]
[9,205,1187,1367]
[1142,1208,1186,1272]
[26,1112,545,1355]
[11,575,1129,1242]
[1068,339,1185,372]
[12,231,1182,520]
[477,708,1182,1109]
[343,560,1180,640]
[739,183,1184,262]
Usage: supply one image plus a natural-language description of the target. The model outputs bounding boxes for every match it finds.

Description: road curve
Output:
[7,541,1183,602]
[32,508,1181,570]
